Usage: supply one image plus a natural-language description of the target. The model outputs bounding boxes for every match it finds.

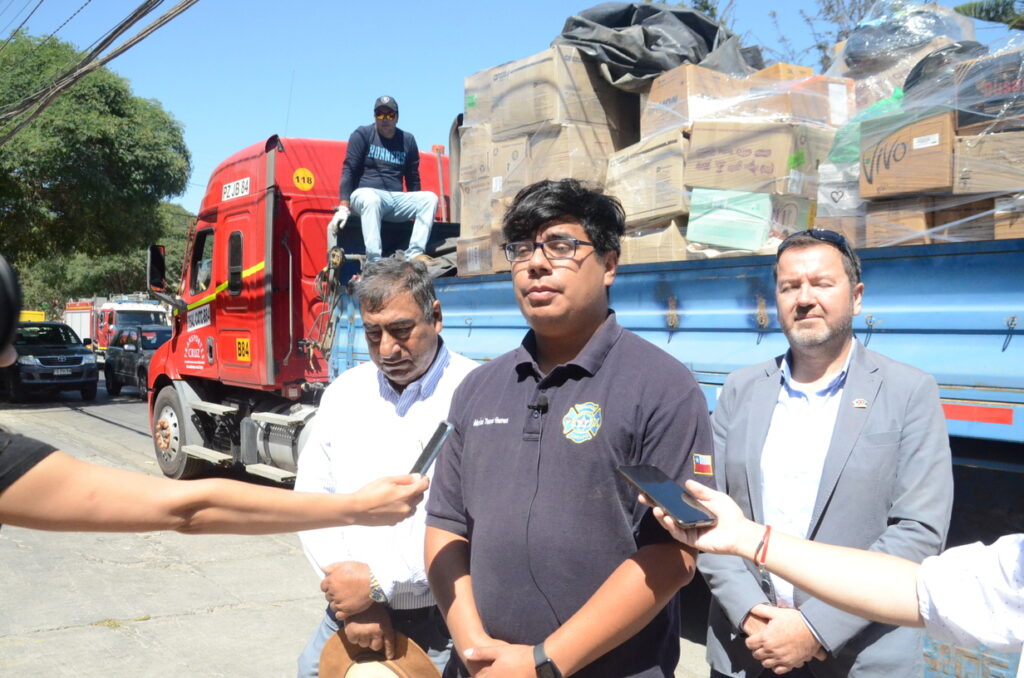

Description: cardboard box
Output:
[813,215,865,248]
[641,64,745,138]
[955,49,1024,134]
[619,219,689,265]
[932,197,995,242]
[687,188,814,250]
[995,194,1024,239]
[606,129,689,225]
[953,132,1024,194]
[734,76,854,128]
[490,45,631,141]
[489,136,529,197]
[865,197,935,247]
[752,63,814,82]
[685,121,835,198]
[859,111,956,198]
[458,124,492,183]
[866,196,997,247]
[527,123,616,186]
[463,68,493,128]
[456,231,510,277]
[457,179,494,239]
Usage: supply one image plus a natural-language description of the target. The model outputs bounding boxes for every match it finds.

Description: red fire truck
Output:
[146,135,451,481]
[63,297,169,358]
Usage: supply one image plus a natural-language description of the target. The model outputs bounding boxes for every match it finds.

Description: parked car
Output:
[104,325,172,399]
[2,321,99,401]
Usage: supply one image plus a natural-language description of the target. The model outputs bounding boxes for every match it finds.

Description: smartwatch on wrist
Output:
[533,643,562,678]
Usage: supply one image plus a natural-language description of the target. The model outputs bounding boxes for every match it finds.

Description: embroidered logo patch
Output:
[852,398,868,409]
[561,402,602,444]
[693,453,714,476]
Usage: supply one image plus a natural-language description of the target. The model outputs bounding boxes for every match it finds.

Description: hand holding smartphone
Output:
[409,421,453,475]
[616,464,717,528]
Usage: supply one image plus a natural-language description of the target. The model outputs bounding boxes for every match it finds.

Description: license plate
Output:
[53,368,72,376]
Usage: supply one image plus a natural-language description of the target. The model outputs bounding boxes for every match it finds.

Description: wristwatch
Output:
[368,570,388,604]
[533,643,562,678]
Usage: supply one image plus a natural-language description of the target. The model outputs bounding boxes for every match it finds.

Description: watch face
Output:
[370,587,387,603]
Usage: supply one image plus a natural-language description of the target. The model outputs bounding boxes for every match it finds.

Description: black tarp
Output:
[552,2,762,92]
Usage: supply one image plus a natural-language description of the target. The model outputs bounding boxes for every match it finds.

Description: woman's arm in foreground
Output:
[645,480,924,629]
[0,451,427,534]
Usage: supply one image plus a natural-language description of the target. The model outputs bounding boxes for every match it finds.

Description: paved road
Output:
[0,385,711,677]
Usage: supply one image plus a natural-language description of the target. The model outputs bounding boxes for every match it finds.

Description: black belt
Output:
[389,605,438,622]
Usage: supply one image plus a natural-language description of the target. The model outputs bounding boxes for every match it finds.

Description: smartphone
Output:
[616,464,717,528]
[409,421,453,475]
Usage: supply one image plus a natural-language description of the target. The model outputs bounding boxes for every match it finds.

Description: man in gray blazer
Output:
[700,229,953,678]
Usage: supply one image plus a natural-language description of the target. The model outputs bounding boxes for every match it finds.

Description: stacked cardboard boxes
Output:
[455,45,632,275]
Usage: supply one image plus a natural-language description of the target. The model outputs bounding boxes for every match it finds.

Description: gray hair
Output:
[352,257,436,320]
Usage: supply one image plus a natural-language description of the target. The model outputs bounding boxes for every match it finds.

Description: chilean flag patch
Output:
[693,454,714,476]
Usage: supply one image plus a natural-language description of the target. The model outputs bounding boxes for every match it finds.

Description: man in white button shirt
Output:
[295,258,477,677]
[699,229,954,678]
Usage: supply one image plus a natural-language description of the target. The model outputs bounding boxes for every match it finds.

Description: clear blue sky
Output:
[16,0,1009,214]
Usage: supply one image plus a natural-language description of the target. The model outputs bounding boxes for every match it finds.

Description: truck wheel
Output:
[104,368,122,396]
[152,387,203,479]
[81,382,97,401]
[137,369,148,400]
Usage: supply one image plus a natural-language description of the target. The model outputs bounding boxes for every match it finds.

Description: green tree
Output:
[0,32,190,263]
[955,0,1024,28]
[18,202,193,316]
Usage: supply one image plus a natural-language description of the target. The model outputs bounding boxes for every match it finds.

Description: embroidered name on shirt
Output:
[473,417,509,427]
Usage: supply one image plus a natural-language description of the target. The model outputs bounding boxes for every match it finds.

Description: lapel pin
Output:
[852,398,868,408]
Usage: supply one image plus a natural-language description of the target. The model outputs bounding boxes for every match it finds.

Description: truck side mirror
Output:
[228,231,243,296]
[83,338,92,347]
[148,245,167,293]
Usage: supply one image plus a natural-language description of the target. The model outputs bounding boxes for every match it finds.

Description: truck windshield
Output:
[16,324,81,346]
[117,311,167,326]
[140,328,172,350]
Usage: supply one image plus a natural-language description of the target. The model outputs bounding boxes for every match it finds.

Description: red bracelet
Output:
[757,525,772,573]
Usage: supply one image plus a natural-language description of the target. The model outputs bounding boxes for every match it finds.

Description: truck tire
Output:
[137,369,148,401]
[81,382,97,401]
[152,387,204,479]
[104,368,122,396]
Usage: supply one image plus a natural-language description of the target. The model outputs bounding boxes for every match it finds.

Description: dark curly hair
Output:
[501,179,625,255]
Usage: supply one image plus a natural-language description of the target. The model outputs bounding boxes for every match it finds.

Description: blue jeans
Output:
[296,607,451,677]
[350,187,438,261]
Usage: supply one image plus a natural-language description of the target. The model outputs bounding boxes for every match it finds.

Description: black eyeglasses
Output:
[777,229,854,260]
[503,238,594,263]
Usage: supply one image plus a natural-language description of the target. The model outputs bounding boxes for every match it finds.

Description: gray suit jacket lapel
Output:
[808,343,882,536]
[746,358,785,525]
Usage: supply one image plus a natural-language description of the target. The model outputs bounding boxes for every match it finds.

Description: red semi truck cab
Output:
[146,135,450,480]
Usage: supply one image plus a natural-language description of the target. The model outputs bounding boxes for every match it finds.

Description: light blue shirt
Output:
[760,343,856,609]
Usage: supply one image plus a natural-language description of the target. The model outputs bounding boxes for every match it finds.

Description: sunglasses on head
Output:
[375,110,396,120]
[776,228,854,260]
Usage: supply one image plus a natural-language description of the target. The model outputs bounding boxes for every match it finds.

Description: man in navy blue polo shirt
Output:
[425,179,715,678]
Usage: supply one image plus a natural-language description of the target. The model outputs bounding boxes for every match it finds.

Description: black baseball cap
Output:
[373,95,398,113]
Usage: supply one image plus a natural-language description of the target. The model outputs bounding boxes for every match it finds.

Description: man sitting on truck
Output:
[698,229,954,678]
[294,258,477,677]
[332,95,438,264]
[425,179,715,678]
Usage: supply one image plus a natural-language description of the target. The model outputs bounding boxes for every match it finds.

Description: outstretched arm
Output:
[648,481,924,629]
[0,450,427,534]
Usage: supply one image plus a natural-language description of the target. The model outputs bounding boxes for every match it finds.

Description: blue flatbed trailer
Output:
[331,236,1024,675]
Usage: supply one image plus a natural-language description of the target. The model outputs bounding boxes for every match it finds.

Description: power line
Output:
[0,0,43,58]
[0,0,200,147]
